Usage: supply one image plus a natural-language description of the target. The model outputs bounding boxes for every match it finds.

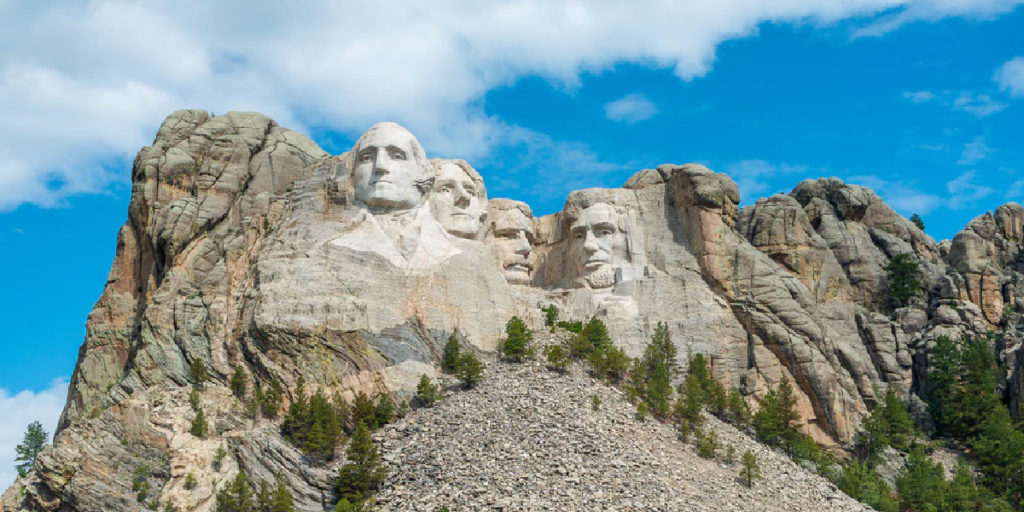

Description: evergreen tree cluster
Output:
[441,333,484,388]
[215,471,295,512]
[281,378,396,461]
[854,388,917,462]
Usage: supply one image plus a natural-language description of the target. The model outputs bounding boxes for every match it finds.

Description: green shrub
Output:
[456,352,483,389]
[191,408,209,438]
[415,374,440,407]
[441,334,461,374]
[740,451,760,487]
[591,395,601,411]
[540,304,558,328]
[695,429,718,459]
[502,316,533,361]
[635,401,647,421]
[543,344,569,372]
[184,472,197,490]
[230,367,246,399]
[884,253,922,307]
[335,422,387,506]
[189,359,208,387]
[837,460,898,512]
[213,446,227,472]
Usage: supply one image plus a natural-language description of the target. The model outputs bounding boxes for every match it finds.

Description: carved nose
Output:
[454,190,470,208]
[373,152,390,174]
[582,233,599,253]
[514,233,531,255]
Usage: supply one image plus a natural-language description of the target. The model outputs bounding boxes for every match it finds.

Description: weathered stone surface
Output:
[6,114,1024,512]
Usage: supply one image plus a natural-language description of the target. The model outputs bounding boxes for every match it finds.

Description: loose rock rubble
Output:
[375,361,872,512]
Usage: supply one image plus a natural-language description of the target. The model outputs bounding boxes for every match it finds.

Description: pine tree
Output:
[441,333,461,374]
[230,367,246,399]
[191,408,209,438]
[543,344,569,372]
[884,253,921,307]
[674,373,705,433]
[752,376,800,448]
[336,421,387,505]
[216,471,254,512]
[740,450,761,487]
[836,460,898,512]
[456,352,483,389]
[502,316,533,361]
[14,421,47,477]
[372,394,395,429]
[926,334,959,434]
[416,374,440,407]
[269,477,295,512]
[642,322,677,419]
[189,359,208,387]
[895,446,946,512]
[725,388,752,428]
[910,213,925,231]
[351,391,374,431]
[540,304,558,328]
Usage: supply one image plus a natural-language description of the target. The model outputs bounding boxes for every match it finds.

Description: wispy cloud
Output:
[0,1,1019,211]
[0,379,68,488]
[848,175,943,214]
[902,90,936,103]
[958,136,993,165]
[604,94,658,123]
[1006,179,1024,200]
[946,170,994,209]
[995,56,1024,97]
[853,0,1024,38]
[725,159,810,201]
[952,91,1006,117]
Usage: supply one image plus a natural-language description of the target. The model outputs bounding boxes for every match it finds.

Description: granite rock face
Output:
[5,113,1023,512]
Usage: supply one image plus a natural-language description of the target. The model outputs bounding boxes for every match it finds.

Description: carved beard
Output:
[582,266,615,289]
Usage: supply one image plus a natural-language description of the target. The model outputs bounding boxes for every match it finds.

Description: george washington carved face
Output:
[351,122,432,212]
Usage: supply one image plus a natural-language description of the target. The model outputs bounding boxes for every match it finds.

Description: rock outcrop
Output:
[4,112,1022,512]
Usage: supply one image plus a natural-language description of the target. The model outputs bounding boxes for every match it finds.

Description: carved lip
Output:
[505,263,532,273]
[582,258,608,270]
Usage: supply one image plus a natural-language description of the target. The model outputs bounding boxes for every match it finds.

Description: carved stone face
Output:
[431,162,484,238]
[570,202,628,288]
[352,123,429,212]
[486,206,535,285]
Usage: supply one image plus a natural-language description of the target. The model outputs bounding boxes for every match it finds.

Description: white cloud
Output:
[848,175,943,213]
[0,0,1019,210]
[852,0,1023,37]
[995,56,1024,97]
[902,90,936,103]
[946,170,994,209]
[0,379,68,489]
[952,91,1006,117]
[604,93,658,123]
[726,159,810,201]
[1005,179,1024,199]
[958,136,993,165]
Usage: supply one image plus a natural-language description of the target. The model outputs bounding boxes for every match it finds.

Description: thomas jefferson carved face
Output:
[485,204,535,285]
[430,161,484,238]
[570,202,628,288]
[351,123,431,212]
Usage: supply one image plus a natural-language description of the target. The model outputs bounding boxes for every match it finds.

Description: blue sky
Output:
[1,0,1022,487]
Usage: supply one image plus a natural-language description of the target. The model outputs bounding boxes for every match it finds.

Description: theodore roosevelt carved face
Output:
[484,200,535,285]
[430,159,486,239]
[351,122,432,212]
[570,202,629,289]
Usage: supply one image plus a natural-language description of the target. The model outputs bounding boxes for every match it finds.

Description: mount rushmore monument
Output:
[5,111,1022,511]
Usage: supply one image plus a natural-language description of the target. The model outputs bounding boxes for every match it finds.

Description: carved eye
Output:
[388,148,407,160]
[597,228,614,237]
[438,186,452,194]
[357,151,374,162]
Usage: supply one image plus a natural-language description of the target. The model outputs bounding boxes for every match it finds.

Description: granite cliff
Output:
[3,111,1021,512]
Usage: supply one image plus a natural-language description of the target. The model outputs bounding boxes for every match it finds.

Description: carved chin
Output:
[503,268,532,284]
[582,266,615,289]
